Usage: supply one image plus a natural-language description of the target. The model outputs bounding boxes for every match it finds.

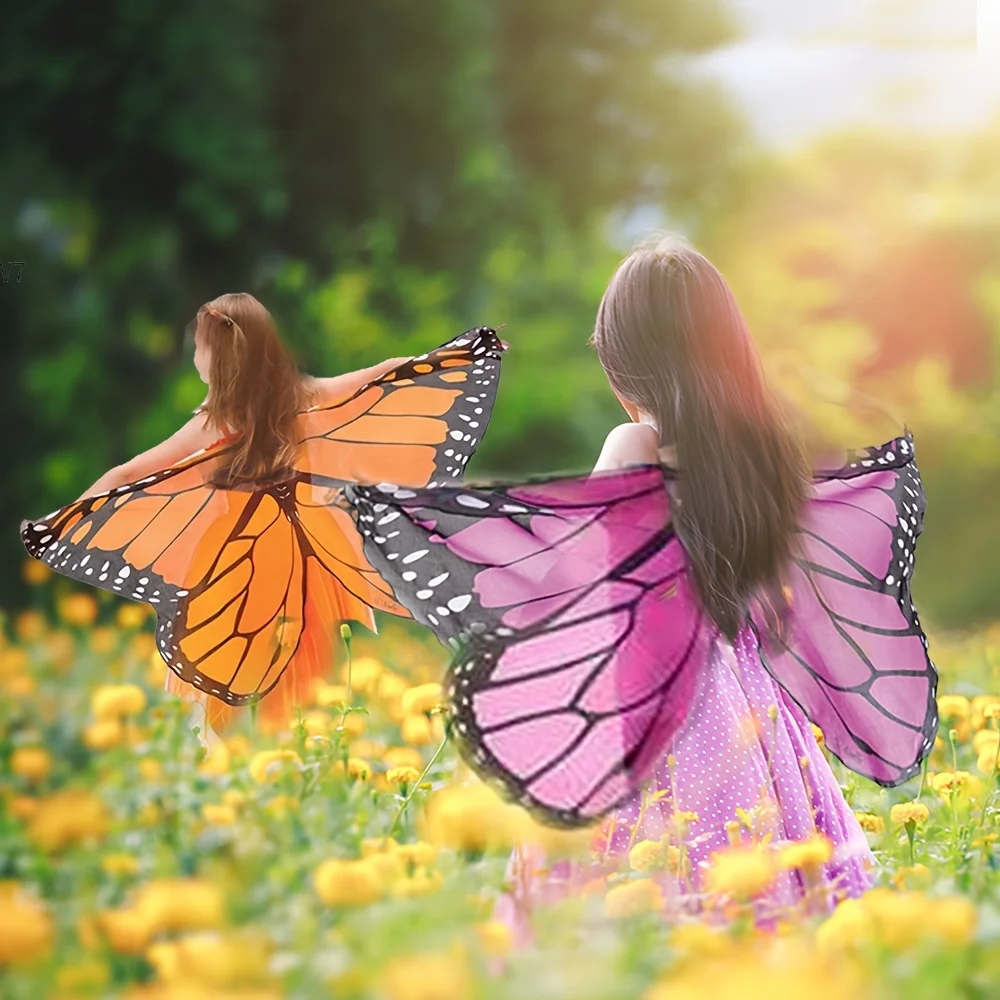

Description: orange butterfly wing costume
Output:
[21,327,506,729]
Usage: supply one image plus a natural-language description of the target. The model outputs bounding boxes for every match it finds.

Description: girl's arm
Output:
[76,414,219,501]
[312,357,411,407]
[593,422,661,473]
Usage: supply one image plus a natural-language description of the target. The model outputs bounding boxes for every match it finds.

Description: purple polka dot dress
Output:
[496,630,875,935]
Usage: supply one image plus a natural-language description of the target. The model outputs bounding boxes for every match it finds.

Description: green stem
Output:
[388,731,450,837]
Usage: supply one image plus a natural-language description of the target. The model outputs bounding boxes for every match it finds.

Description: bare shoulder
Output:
[594,422,661,472]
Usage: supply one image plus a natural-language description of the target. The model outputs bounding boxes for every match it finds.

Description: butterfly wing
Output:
[750,434,938,786]
[346,468,714,827]
[296,326,505,488]
[22,327,505,717]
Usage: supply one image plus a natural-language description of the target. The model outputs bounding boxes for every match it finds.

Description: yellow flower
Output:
[974,729,999,755]
[394,841,439,868]
[668,922,728,957]
[892,864,933,890]
[930,770,984,805]
[44,631,77,671]
[22,558,51,585]
[629,839,666,873]
[314,859,383,907]
[344,656,384,695]
[862,888,931,951]
[28,789,109,852]
[223,789,248,809]
[890,801,930,826]
[134,879,226,934]
[117,603,148,630]
[55,958,109,994]
[264,795,299,818]
[474,920,514,958]
[854,812,885,835]
[422,783,521,853]
[705,845,777,899]
[0,647,29,677]
[810,724,825,749]
[778,835,832,873]
[59,592,99,627]
[984,703,1000,722]
[202,803,238,826]
[9,796,39,821]
[401,714,434,746]
[381,952,471,1000]
[937,695,970,722]
[401,682,444,716]
[930,896,978,947]
[101,853,141,877]
[95,908,153,954]
[90,626,118,655]
[14,610,46,642]
[365,851,405,884]
[392,867,445,898]
[92,683,146,720]
[84,718,126,750]
[11,747,52,783]
[384,747,425,771]
[0,884,54,966]
[386,765,422,785]
[605,878,664,918]
[348,757,371,780]
[198,742,231,777]
[314,683,348,708]
[139,759,164,782]
[248,749,301,784]
[146,931,271,989]
[817,897,875,953]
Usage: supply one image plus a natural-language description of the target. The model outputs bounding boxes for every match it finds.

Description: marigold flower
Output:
[475,920,514,957]
[930,770,984,805]
[314,859,383,907]
[394,841,438,868]
[401,682,444,716]
[386,765,421,785]
[248,749,301,784]
[91,683,146,720]
[930,895,978,947]
[348,757,371,780]
[14,610,46,642]
[392,866,444,898]
[84,718,125,750]
[778,835,832,873]
[11,747,52,783]
[59,592,99,627]
[937,694,970,722]
[55,958,109,994]
[138,759,164,782]
[9,796,39,821]
[0,647,29,677]
[384,747,425,771]
[22,558,51,586]
[116,603,148,630]
[264,795,299,818]
[89,626,118,655]
[401,714,435,746]
[28,789,109,852]
[101,853,141,877]
[222,789,247,809]
[198,742,231,777]
[890,801,929,826]
[891,864,932,890]
[381,952,470,1000]
[810,724,825,748]
[974,729,999,755]
[985,703,1000,722]
[422,783,520,853]
[854,812,885,835]
[134,879,225,934]
[668,921,728,957]
[0,884,54,966]
[344,656,384,695]
[605,878,664,918]
[862,888,930,950]
[95,908,152,954]
[629,839,666,873]
[146,932,271,989]
[817,897,874,953]
[202,803,238,826]
[705,845,777,899]
[314,683,348,708]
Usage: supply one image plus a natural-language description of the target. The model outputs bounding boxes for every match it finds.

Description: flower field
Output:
[3,568,1000,1000]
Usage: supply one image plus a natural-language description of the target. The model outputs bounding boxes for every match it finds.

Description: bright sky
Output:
[698,0,1000,146]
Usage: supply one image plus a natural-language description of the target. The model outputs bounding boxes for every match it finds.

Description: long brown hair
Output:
[591,236,810,639]
[196,292,308,484]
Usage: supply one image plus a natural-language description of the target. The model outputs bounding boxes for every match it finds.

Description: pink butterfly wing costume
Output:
[345,433,937,919]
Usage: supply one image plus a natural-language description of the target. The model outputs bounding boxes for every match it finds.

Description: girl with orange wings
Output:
[22,292,506,738]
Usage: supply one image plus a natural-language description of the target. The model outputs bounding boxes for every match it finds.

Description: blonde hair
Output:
[197,293,308,484]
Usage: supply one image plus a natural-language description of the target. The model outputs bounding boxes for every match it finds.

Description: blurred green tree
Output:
[0,0,743,603]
